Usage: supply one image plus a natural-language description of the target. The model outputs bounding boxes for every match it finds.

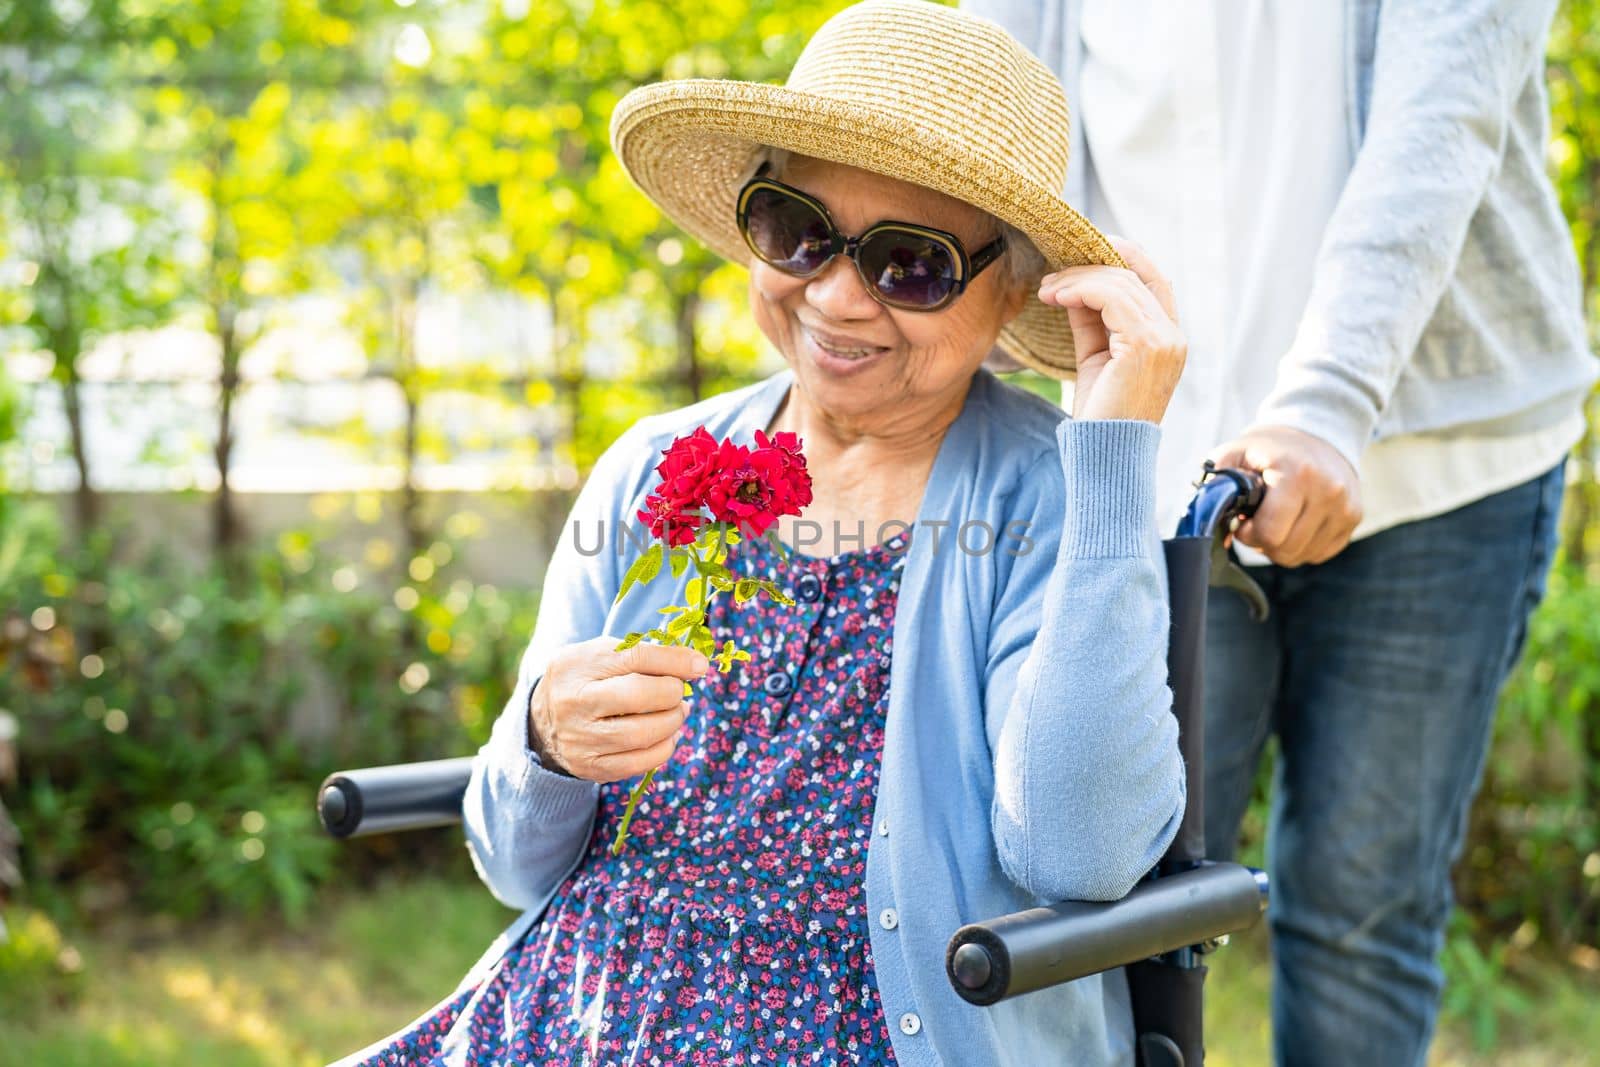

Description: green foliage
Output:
[1548,0,1600,305]
[0,357,17,517]
[0,364,15,446]
[0,906,84,1018]
[0,501,536,923]
[1456,559,1600,955]
[1440,912,1538,1052]
[0,0,857,938]
[0,876,512,1067]
[1547,0,1600,562]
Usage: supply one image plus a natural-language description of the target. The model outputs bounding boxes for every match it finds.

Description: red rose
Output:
[755,428,805,466]
[704,434,813,536]
[636,493,705,547]
[754,428,813,513]
[653,427,725,510]
[635,426,812,546]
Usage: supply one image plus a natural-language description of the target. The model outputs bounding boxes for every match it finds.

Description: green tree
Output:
[0,60,184,541]
[125,0,394,553]
[1548,0,1600,562]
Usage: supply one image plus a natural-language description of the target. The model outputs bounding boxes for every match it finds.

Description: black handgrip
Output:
[946,863,1267,1006]
[1207,463,1265,519]
[317,757,475,838]
[1174,463,1266,540]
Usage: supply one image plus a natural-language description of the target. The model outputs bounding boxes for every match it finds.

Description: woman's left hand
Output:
[1038,236,1186,424]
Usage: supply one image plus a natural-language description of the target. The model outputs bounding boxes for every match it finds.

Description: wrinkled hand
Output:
[1039,236,1186,424]
[528,637,708,783]
[1209,426,1362,567]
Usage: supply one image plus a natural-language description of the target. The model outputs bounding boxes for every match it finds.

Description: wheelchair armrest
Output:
[318,757,475,838]
[945,862,1269,1005]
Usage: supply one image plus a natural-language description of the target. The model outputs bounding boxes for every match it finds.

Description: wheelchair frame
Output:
[316,465,1272,1067]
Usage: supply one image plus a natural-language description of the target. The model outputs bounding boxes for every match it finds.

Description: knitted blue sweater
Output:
[459,369,1183,1067]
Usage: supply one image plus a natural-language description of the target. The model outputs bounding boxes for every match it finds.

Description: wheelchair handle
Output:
[318,757,473,838]
[946,862,1268,1006]
[1173,463,1265,541]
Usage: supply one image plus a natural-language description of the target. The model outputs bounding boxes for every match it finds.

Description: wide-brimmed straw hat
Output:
[609,0,1122,380]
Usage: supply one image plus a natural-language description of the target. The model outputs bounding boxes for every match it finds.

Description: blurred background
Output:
[0,1,1597,1064]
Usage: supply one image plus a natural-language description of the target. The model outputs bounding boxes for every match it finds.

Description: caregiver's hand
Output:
[528,637,708,783]
[1038,236,1186,425]
[1208,426,1362,567]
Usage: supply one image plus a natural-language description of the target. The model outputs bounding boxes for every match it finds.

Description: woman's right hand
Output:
[1038,236,1186,425]
[528,637,708,783]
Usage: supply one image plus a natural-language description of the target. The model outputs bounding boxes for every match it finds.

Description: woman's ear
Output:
[999,275,1031,324]
[981,281,1032,374]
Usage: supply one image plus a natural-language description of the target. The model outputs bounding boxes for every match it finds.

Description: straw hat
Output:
[609,0,1123,380]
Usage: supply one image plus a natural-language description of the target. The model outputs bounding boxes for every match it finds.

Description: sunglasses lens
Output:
[858,231,958,309]
[744,187,833,275]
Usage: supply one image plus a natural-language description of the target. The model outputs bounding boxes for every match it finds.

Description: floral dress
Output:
[355,529,909,1066]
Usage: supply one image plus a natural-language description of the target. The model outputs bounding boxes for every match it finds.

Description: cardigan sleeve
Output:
[984,418,1184,902]
[1252,0,1561,467]
[461,430,644,911]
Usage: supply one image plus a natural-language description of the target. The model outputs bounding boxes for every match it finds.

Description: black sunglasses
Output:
[735,173,1005,312]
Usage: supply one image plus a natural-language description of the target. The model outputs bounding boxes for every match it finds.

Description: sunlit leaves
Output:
[1,0,857,495]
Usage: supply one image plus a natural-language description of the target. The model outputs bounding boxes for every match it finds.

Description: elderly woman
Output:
[341,2,1188,1065]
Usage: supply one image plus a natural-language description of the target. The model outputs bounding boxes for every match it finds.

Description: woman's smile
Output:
[800,322,892,375]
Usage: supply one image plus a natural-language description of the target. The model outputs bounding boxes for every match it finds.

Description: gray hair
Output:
[743,146,1047,295]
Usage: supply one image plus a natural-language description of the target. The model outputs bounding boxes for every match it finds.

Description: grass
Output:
[0,878,514,1067]
[4,877,1598,1066]
[1205,924,1600,1067]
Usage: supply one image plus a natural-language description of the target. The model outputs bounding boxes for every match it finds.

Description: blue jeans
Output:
[1202,463,1565,1067]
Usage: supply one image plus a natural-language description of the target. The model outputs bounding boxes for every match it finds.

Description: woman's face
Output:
[748,156,1027,432]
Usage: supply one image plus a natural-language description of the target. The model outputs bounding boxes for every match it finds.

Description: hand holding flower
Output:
[604,426,813,854]
[527,637,708,782]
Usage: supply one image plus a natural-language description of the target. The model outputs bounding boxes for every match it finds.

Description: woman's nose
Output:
[804,254,879,319]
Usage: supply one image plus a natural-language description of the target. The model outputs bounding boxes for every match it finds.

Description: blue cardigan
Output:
[458,369,1184,1066]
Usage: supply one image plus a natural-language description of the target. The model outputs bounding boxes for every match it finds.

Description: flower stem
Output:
[610,766,657,856]
[611,524,755,857]
[609,526,729,856]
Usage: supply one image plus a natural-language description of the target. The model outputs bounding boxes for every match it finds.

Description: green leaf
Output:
[734,578,758,603]
[617,543,663,602]
[614,632,644,651]
[712,638,752,672]
[666,610,700,636]
[758,580,794,606]
[669,548,690,578]
[685,576,705,605]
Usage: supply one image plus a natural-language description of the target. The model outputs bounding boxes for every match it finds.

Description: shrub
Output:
[1457,558,1600,956]
[0,906,84,1015]
[0,500,538,924]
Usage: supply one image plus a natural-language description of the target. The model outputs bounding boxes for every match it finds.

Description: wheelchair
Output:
[316,464,1272,1067]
